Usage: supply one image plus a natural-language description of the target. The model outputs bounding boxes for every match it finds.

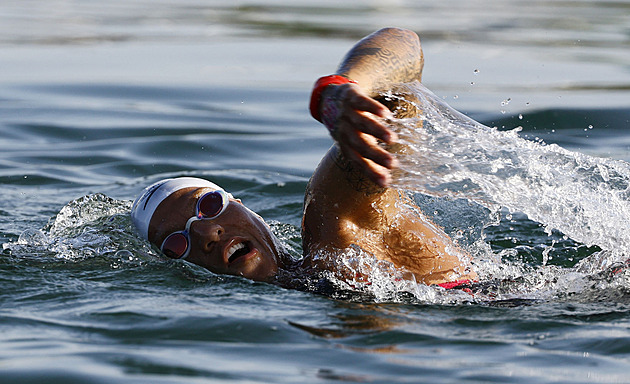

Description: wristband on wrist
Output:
[309,75,357,122]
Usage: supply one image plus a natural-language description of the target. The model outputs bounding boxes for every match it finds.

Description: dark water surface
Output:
[1,1,630,383]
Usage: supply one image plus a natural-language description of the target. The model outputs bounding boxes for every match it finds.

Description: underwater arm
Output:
[312,27,424,186]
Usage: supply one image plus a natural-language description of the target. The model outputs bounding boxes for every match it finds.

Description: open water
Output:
[1,1,630,383]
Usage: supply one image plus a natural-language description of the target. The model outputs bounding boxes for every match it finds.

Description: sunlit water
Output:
[2,1,630,383]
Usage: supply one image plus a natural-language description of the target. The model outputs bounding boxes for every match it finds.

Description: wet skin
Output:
[148,187,281,281]
[144,28,476,286]
[301,28,477,285]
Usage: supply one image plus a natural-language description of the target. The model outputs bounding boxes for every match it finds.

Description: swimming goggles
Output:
[160,189,230,259]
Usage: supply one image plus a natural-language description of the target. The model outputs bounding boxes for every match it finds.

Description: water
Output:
[1,1,630,382]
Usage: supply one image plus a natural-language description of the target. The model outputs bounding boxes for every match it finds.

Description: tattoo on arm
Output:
[330,147,384,195]
[338,29,423,94]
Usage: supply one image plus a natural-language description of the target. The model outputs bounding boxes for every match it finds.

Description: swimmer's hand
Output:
[321,83,398,187]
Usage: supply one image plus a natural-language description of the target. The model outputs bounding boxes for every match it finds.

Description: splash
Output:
[386,82,630,258]
[3,194,152,265]
[336,81,630,302]
[306,82,630,303]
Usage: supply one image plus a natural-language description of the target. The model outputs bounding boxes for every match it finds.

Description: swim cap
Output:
[131,177,225,240]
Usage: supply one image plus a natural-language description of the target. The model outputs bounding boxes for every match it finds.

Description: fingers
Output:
[325,83,401,187]
[346,109,398,144]
[337,84,397,144]
[340,130,397,169]
[340,145,393,188]
[345,85,391,118]
[336,129,397,187]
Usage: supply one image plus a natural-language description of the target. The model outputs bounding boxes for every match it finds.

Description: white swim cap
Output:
[131,177,225,240]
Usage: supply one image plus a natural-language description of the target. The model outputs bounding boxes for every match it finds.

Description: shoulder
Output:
[308,145,386,198]
[301,145,397,253]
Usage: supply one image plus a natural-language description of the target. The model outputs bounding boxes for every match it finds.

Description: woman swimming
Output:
[131,27,477,287]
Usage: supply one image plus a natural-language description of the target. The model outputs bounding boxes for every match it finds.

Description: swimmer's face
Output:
[148,187,279,281]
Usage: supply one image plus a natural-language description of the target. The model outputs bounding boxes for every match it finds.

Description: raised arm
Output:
[311,27,424,186]
[303,30,476,284]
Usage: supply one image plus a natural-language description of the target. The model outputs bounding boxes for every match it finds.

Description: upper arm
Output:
[302,145,389,253]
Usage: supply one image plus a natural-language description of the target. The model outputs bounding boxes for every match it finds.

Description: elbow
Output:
[376,27,420,42]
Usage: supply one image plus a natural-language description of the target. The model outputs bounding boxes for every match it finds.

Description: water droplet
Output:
[588,125,593,129]
[473,69,479,74]
[115,250,134,260]
[17,229,49,246]
[518,114,523,120]
[453,95,459,99]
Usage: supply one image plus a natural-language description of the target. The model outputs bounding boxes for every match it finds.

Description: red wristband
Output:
[309,75,357,122]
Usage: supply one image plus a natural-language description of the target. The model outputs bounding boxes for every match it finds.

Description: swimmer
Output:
[131,27,477,287]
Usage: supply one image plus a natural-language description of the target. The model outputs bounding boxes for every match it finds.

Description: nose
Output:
[190,220,225,250]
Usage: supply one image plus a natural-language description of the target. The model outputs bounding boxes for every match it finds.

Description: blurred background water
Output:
[1,1,630,383]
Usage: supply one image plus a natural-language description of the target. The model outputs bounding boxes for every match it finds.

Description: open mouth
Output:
[226,241,252,264]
